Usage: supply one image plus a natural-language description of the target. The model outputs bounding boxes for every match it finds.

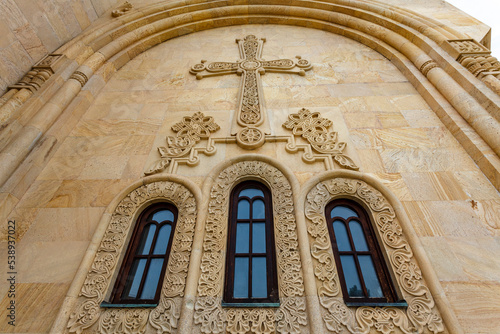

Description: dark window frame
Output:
[325,199,398,304]
[223,181,279,304]
[110,202,178,305]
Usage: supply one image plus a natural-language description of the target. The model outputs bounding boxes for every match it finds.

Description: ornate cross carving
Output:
[190,35,312,149]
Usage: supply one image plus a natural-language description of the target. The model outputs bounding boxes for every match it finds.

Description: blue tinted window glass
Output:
[359,255,384,298]
[123,259,147,299]
[331,205,358,219]
[350,220,369,252]
[252,257,267,298]
[150,209,174,223]
[333,221,352,251]
[136,224,156,255]
[253,199,265,219]
[235,223,249,253]
[252,223,266,253]
[340,255,363,297]
[153,224,172,255]
[239,188,264,199]
[140,258,164,300]
[237,200,250,219]
[234,258,249,298]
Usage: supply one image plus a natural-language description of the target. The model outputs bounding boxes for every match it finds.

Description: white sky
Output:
[446,0,500,56]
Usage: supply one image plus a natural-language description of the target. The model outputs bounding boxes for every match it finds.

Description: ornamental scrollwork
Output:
[283,108,359,170]
[145,112,220,175]
[305,178,445,334]
[66,181,197,334]
[194,160,307,333]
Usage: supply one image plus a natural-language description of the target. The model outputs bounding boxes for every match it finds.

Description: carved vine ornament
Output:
[194,161,307,334]
[305,178,444,334]
[66,181,197,334]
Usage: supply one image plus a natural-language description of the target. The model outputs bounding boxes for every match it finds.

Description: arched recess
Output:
[193,155,307,333]
[53,175,201,334]
[300,170,461,334]
[1,0,500,198]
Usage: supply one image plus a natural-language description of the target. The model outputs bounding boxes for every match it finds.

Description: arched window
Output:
[325,199,397,304]
[224,181,279,305]
[110,203,177,305]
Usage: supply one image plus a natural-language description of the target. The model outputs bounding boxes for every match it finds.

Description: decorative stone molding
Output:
[460,55,500,79]
[112,2,133,17]
[66,181,197,334]
[8,54,64,92]
[444,39,500,79]
[190,35,312,149]
[282,108,359,170]
[419,60,439,77]
[145,112,220,175]
[70,71,89,87]
[305,178,444,334]
[194,160,307,333]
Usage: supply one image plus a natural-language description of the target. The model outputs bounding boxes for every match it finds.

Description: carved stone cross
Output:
[190,35,312,149]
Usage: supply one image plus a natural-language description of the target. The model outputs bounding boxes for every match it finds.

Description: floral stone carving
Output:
[146,112,220,175]
[194,160,307,333]
[305,178,444,334]
[283,108,359,170]
[66,181,197,334]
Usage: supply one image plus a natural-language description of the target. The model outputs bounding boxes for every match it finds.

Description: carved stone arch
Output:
[63,176,200,334]
[304,175,446,334]
[194,159,307,334]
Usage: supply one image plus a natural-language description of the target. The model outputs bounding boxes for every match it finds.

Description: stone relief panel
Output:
[193,161,307,333]
[282,108,359,170]
[146,112,220,175]
[304,178,445,334]
[66,181,197,334]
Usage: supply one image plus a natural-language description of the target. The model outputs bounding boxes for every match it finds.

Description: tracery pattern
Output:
[194,161,307,333]
[305,178,444,334]
[66,181,197,334]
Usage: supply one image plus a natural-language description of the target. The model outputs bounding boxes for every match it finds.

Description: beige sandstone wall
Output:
[0,24,499,333]
[0,0,122,95]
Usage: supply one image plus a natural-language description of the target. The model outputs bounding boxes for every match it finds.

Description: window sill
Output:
[345,301,408,307]
[221,302,280,308]
[100,302,159,308]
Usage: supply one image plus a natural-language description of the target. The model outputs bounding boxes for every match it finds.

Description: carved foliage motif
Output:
[146,112,220,175]
[283,108,359,170]
[67,181,197,334]
[305,178,444,334]
[194,161,306,333]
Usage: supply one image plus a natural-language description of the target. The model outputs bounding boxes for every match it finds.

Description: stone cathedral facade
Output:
[0,0,499,333]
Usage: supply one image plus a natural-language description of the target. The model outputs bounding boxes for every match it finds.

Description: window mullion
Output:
[249,199,254,299]
[345,218,370,298]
